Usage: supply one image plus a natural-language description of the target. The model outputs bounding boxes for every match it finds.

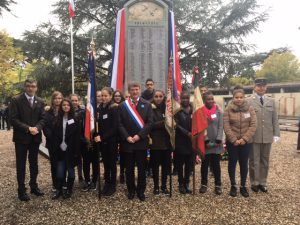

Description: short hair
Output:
[199,85,207,89]
[128,82,141,91]
[69,93,80,100]
[145,78,154,84]
[180,91,190,98]
[202,91,213,100]
[233,85,245,96]
[24,78,37,85]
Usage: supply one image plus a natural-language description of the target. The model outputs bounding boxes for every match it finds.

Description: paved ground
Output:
[0,130,299,225]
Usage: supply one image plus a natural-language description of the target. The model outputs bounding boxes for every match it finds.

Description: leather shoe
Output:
[18,192,30,201]
[137,193,145,201]
[127,192,135,200]
[259,185,268,193]
[251,185,259,193]
[31,188,45,196]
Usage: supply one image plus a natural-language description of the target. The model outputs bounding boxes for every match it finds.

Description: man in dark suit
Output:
[10,79,46,201]
[119,82,153,201]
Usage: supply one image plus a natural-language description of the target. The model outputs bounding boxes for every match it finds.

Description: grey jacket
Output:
[247,94,280,143]
[204,106,224,154]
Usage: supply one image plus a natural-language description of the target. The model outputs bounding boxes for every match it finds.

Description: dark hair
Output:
[128,82,141,91]
[181,91,190,98]
[24,78,37,85]
[232,85,245,96]
[50,91,63,109]
[202,91,213,100]
[199,85,207,89]
[113,90,125,103]
[55,98,75,126]
[101,87,113,96]
[145,78,154,84]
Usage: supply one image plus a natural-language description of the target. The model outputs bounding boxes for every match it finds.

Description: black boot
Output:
[179,184,186,194]
[105,184,116,196]
[63,178,74,199]
[52,179,62,200]
[184,183,192,194]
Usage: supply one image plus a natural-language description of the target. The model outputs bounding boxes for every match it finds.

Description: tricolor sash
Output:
[124,99,145,129]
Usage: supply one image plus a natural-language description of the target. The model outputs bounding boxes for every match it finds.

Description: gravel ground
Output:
[0,130,299,225]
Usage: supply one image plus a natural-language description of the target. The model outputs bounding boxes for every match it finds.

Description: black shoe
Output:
[30,188,45,196]
[63,190,72,199]
[137,193,145,201]
[161,187,170,195]
[18,192,30,201]
[229,186,237,197]
[82,181,90,192]
[199,185,207,194]
[153,188,159,195]
[240,187,249,198]
[258,185,268,193]
[51,190,61,200]
[101,183,110,195]
[89,182,97,191]
[215,186,222,195]
[179,185,186,194]
[105,186,116,196]
[128,192,135,200]
[251,185,259,193]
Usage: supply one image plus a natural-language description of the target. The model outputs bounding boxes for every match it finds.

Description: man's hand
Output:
[133,135,140,142]
[273,136,280,143]
[29,127,39,135]
[94,135,101,143]
[127,136,135,143]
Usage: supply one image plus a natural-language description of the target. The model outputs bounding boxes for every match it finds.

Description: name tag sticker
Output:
[67,119,75,125]
[141,104,145,108]
[103,114,108,119]
[244,113,250,118]
[211,114,217,119]
[162,113,165,118]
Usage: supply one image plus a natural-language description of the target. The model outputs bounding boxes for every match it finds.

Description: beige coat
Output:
[247,94,280,143]
[223,101,257,143]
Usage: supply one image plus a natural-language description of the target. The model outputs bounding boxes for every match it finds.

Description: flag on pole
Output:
[84,51,97,142]
[110,9,125,91]
[68,0,75,18]
[191,66,208,157]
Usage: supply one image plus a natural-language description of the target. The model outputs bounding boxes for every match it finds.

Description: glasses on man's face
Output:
[146,83,154,86]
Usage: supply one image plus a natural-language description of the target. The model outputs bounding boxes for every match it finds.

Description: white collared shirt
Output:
[25,93,35,102]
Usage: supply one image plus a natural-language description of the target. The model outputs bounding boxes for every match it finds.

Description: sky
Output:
[1,0,300,59]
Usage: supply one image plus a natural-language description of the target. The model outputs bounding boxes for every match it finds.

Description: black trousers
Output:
[119,150,126,173]
[201,154,221,186]
[101,142,117,186]
[15,142,40,193]
[176,153,193,186]
[82,145,99,183]
[48,148,57,188]
[227,142,252,187]
[150,150,171,189]
[124,150,147,194]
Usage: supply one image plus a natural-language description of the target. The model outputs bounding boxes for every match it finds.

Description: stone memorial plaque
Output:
[124,0,169,92]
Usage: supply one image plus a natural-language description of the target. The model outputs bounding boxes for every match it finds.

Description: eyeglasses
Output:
[25,85,37,88]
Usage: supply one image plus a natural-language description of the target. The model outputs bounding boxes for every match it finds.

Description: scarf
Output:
[203,104,217,121]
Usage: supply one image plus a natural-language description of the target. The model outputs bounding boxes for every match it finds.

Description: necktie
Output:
[29,98,33,107]
[260,96,264,105]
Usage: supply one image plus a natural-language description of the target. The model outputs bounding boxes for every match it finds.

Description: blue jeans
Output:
[227,142,252,187]
[56,160,75,186]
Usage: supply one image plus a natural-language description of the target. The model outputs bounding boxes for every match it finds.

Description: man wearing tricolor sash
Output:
[118,82,153,201]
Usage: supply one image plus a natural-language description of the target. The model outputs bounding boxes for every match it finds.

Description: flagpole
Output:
[71,17,75,94]
[169,53,174,198]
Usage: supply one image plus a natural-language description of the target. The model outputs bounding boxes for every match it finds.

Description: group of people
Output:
[9,77,280,202]
[0,104,10,130]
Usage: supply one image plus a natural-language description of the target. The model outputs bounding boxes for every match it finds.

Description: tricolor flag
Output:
[191,66,208,157]
[110,8,125,91]
[68,0,75,18]
[84,51,97,142]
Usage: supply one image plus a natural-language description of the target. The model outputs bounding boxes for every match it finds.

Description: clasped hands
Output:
[127,135,140,144]
[233,139,246,146]
[29,127,39,135]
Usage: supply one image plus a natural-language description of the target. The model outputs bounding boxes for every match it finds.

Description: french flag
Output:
[84,52,97,142]
[69,0,75,18]
[110,9,125,91]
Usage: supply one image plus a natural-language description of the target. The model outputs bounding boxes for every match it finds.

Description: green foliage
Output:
[18,0,267,95]
[256,51,300,83]
[0,0,15,15]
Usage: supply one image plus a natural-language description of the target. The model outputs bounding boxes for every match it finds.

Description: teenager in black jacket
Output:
[94,87,118,196]
[150,90,171,195]
[52,99,80,199]
[174,91,193,194]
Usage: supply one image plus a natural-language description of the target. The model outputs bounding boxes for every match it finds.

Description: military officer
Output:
[247,78,280,193]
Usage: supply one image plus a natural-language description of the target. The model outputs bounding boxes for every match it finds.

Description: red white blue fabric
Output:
[68,0,75,18]
[84,52,97,142]
[123,99,144,129]
[110,9,125,91]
